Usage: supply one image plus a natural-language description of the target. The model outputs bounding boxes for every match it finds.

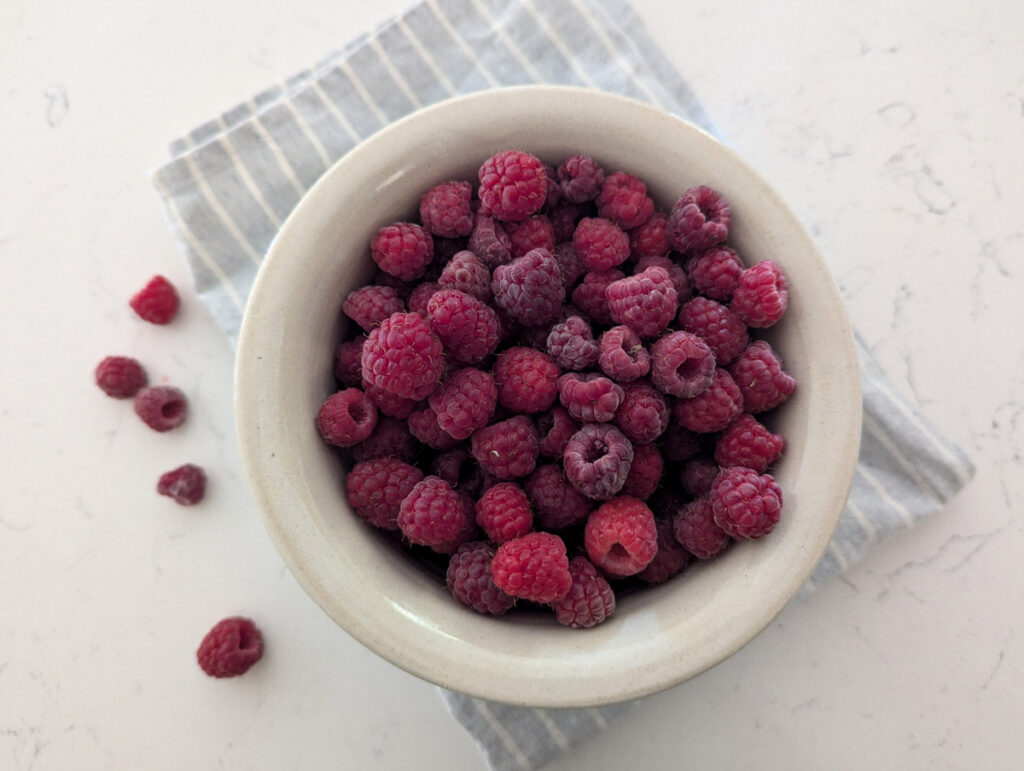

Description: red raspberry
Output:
[571,268,624,324]
[687,246,743,301]
[429,490,479,555]
[715,413,785,472]
[316,388,378,447]
[471,415,539,480]
[467,213,513,269]
[596,171,655,230]
[606,266,679,338]
[361,379,417,419]
[674,368,744,433]
[345,457,424,530]
[431,446,485,497]
[524,463,592,530]
[557,154,605,203]
[446,541,515,615]
[130,275,180,324]
[475,482,533,543]
[426,289,500,365]
[649,330,715,398]
[352,416,416,463]
[597,325,651,383]
[134,385,187,432]
[563,423,634,500]
[546,315,598,371]
[420,180,474,238]
[621,442,663,500]
[95,356,147,398]
[428,367,497,440]
[731,260,789,328]
[629,211,670,258]
[157,463,207,505]
[638,517,692,584]
[493,347,560,414]
[728,340,796,414]
[667,185,731,252]
[634,254,691,300]
[491,532,572,603]
[673,496,730,559]
[371,222,434,281]
[536,405,579,459]
[572,217,630,272]
[509,215,555,259]
[584,496,658,576]
[542,162,563,210]
[492,247,565,326]
[680,455,720,496]
[362,312,444,400]
[710,467,783,539]
[342,285,405,333]
[549,202,591,243]
[196,617,263,678]
[438,251,492,303]
[408,405,460,450]
[406,281,438,318]
[398,476,474,547]
[552,241,586,286]
[477,149,547,221]
[334,336,365,387]
[552,556,616,628]
[678,296,749,366]
[659,421,702,463]
[557,373,625,423]
[615,382,669,444]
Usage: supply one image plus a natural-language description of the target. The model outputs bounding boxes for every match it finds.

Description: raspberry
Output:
[406,281,438,317]
[437,251,492,303]
[352,416,416,463]
[728,340,796,413]
[621,442,663,500]
[606,266,679,338]
[634,254,691,300]
[649,487,685,521]
[678,296,749,367]
[134,386,187,432]
[429,489,479,555]
[637,517,692,584]
[491,247,565,326]
[552,241,586,286]
[370,222,434,281]
[491,532,572,603]
[361,379,417,419]
[557,154,606,203]
[563,423,633,500]
[196,617,264,678]
[710,466,783,539]
[674,368,744,433]
[536,405,579,458]
[546,315,598,371]
[659,422,702,463]
[687,246,743,301]
[542,162,563,210]
[408,405,460,450]
[597,325,651,382]
[431,446,485,496]
[398,476,474,547]
[371,268,413,299]
[493,347,560,414]
[584,496,658,576]
[571,269,624,324]
[345,457,424,530]
[95,356,147,398]
[524,463,592,530]
[157,463,207,505]
[680,455,720,497]
[334,336,365,387]
[715,413,785,472]
[130,275,180,324]
[667,185,731,252]
[471,415,539,480]
[428,367,497,440]
[549,202,591,243]
[467,213,513,269]
[362,312,444,400]
[731,260,789,328]
[342,285,405,332]
[426,289,500,365]
[649,331,715,398]
[615,383,669,444]
[446,541,515,615]
[475,482,533,543]
[557,373,625,423]
[572,217,630,272]
[433,235,469,267]
[673,496,730,559]
[477,149,547,221]
[509,215,555,259]
[420,180,474,238]
[596,171,655,230]
[552,556,616,628]
[629,211,670,258]
[316,388,378,447]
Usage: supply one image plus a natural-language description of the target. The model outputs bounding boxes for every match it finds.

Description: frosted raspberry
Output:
[471,415,539,480]
[342,285,405,332]
[674,368,744,433]
[408,405,460,450]
[638,517,692,584]
[352,416,416,463]
[667,185,731,252]
[371,222,434,281]
[728,340,796,413]
[157,463,207,505]
[524,463,592,530]
[563,423,634,500]
[491,532,572,603]
[406,281,438,317]
[621,442,663,500]
[420,180,474,238]
[361,379,417,419]
[549,202,591,243]
[571,269,624,324]
[536,406,579,458]
[731,260,789,328]
[557,373,625,423]
[673,496,731,559]
[509,215,555,259]
[678,296,749,367]
[95,356,147,398]
[659,422,702,463]
[438,251,492,303]
[629,211,670,258]
[552,241,586,286]
[475,482,533,543]
[688,246,743,301]
[492,247,565,326]
[634,254,691,300]
[552,556,616,628]
[362,312,444,400]
[596,171,655,230]
[478,149,547,221]
[557,154,606,203]
[715,413,785,472]
[398,476,474,547]
[431,446,486,497]
[334,336,365,387]
[467,213,513,269]
[317,389,378,447]
[615,383,669,444]
[130,275,180,324]
[546,315,598,371]
[680,455,720,497]
[346,457,424,530]
[196,617,263,678]
[649,331,715,398]
[426,289,500,365]
[493,347,560,414]
[710,467,782,539]
[606,266,678,338]
[134,386,187,432]
[446,541,515,615]
[428,367,497,440]
[597,326,650,383]
[584,496,658,576]
[572,217,630,272]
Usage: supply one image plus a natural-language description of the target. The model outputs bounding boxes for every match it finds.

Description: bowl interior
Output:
[235,86,861,707]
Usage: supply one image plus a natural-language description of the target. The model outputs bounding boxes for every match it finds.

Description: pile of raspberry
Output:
[321,149,796,629]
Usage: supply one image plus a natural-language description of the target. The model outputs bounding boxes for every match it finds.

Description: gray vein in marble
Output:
[44,85,68,127]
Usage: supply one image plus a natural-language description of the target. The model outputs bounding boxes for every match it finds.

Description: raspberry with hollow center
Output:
[710,466,783,539]
[426,289,500,365]
[674,367,744,433]
[615,383,669,445]
[130,275,180,324]
[638,517,692,584]
[362,312,444,400]
[715,413,785,473]
[667,185,731,252]
[557,373,625,423]
[572,217,630,272]
[371,222,434,281]
[552,556,616,628]
[491,531,572,603]
[509,215,556,259]
[729,340,797,414]
[157,463,207,506]
[546,315,598,371]
[95,356,147,399]
[678,296,749,367]
[468,213,513,269]
[596,171,655,230]
[571,268,624,324]
[316,388,378,447]
[731,260,789,328]
[649,330,715,398]
[493,347,560,414]
[475,482,533,543]
[398,476,474,547]
[420,180,474,238]
[688,246,744,301]
[673,496,731,559]
[345,457,424,530]
[352,416,416,463]
[524,463,592,530]
[492,247,565,326]
[584,496,658,576]
[428,367,497,440]
[563,423,634,500]
[597,325,651,383]
[606,266,679,338]
[478,149,547,221]
[134,386,188,432]
[621,442,663,500]
[438,250,492,303]
[471,415,539,480]
[342,285,405,332]
[446,541,515,615]
[557,154,606,203]
[196,617,264,678]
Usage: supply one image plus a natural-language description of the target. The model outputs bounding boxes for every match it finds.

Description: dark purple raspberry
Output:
[649,330,715,398]
[371,269,413,299]
[134,386,187,432]
[637,517,692,584]
[342,285,405,332]
[584,496,658,576]
[438,250,492,303]
[509,215,555,259]
[648,486,686,521]
[571,269,624,324]
[361,379,417,419]
[542,162,563,210]
[714,413,785,473]
[130,275,180,324]
[597,326,651,383]
[563,423,634,500]
[667,185,731,252]
[408,405,460,450]
[728,340,796,413]
[687,246,744,301]
[572,217,630,272]
[471,415,539,480]
[596,171,655,230]
[680,455,720,497]
[492,247,565,326]
[552,556,616,628]
[493,346,560,414]
[605,266,678,338]
[710,467,783,540]
[536,405,580,459]
[621,442,663,500]
[345,457,424,530]
[316,388,378,447]
[446,541,515,615]
[475,482,533,543]
[491,532,572,603]
[634,255,691,301]
[352,416,416,463]
[678,296,749,367]
[546,315,598,371]
[157,463,207,506]
[673,496,730,559]
[629,211,670,258]
[431,446,486,497]
[524,464,593,530]
[362,312,444,400]
[334,336,365,387]
[428,367,498,440]
[615,382,669,444]
[467,213,513,269]
[371,222,434,281]
[659,422,702,463]
[420,180,474,238]
[549,202,592,243]
[426,289,500,365]
[406,281,438,317]
[398,476,474,547]
[95,356,147,398]
[557,154,606,203]
[674,368,744,433]
[558,373,625,423]
[552,241,586,286]
[477,149,547,221]
[731,260,789,328]
[196,617,263,678]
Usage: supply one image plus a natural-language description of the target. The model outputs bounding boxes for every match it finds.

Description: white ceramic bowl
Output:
[235,86,861,708]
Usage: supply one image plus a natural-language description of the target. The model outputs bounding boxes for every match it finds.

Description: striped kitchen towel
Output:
[151,1,975,769]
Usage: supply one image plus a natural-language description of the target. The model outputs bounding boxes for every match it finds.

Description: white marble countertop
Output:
[2,0,1021,768]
